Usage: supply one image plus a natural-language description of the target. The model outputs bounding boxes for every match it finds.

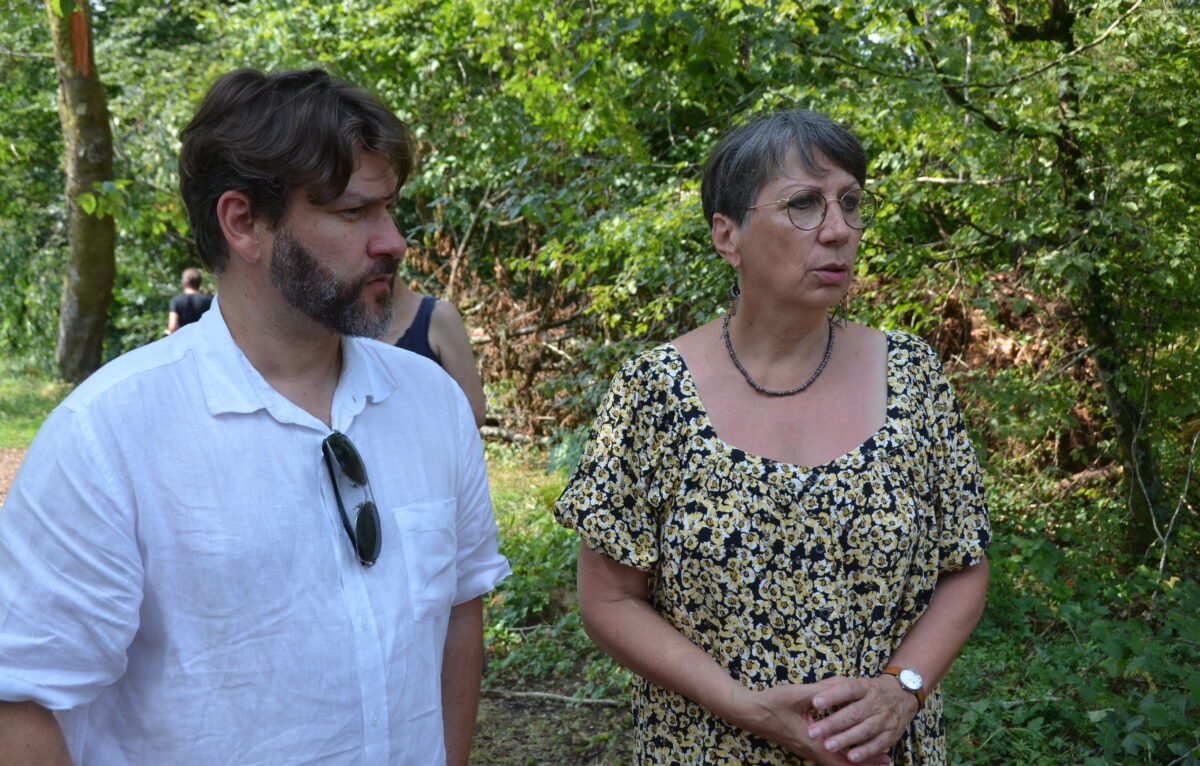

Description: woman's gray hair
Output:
[700,110,867,229]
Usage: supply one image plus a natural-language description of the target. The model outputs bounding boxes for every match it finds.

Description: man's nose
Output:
[371,213,407,261]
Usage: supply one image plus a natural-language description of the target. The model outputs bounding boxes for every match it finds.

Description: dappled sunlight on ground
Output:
[0,448,24,505]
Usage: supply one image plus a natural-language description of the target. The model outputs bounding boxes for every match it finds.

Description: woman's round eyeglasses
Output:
[747,188,877,231]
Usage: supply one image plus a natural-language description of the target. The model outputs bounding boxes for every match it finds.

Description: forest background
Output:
[1,0,1197,763]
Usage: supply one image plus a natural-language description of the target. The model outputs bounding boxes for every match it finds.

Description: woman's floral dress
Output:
[554,331,991,765]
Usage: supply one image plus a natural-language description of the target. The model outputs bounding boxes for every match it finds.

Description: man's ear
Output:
[710,213,742,269]
[216,191,264,264]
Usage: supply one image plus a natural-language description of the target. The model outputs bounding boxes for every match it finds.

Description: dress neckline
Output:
[661,330,901,472]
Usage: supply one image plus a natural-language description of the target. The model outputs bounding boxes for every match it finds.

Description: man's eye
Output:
[841,193,862,212]
[340,208,363,219]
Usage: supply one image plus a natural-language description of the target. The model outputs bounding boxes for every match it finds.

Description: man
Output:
[0,68,509,765]
[164,266,213,334]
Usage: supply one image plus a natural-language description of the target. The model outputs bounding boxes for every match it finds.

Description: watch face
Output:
[898,668,923,691]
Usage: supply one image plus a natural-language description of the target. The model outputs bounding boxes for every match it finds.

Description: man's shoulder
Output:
[169,292,212,309]
[62,336,197,413]
[353,335,448,379]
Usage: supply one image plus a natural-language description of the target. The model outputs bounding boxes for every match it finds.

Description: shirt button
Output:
[371,712,380,726]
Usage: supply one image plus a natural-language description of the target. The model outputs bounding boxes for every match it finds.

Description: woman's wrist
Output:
[709,679,755,727]
[875,674,920,722]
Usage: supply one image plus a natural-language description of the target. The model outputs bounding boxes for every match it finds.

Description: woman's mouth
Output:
[813,264,849,283]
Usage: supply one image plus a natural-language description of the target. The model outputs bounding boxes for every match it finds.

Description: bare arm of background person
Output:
[0,701,72,766]
[428,300,487,428]
[441,596,484,766]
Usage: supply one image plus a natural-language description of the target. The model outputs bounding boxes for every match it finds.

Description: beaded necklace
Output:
[721,313,836,396]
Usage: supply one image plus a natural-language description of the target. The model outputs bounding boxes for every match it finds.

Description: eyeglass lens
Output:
[787,189,874,231]
[322,432,382,567]
[353,500,381,564]
[324,433,368,485]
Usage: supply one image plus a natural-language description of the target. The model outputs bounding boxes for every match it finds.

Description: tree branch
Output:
[482,689,624,707]
[0,46,53,59]
[967,0,1146,90]
[469,311,582,345]
[914,176,1022,186]
[902,6,1038,138]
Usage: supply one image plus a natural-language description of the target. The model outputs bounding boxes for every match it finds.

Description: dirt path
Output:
[0,448,24,505]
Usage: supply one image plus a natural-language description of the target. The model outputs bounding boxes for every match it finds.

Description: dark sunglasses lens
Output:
[354,501,382,565]
[327,434,368,485]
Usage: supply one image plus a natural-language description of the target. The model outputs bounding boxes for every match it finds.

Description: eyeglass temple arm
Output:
[322,450,358,541]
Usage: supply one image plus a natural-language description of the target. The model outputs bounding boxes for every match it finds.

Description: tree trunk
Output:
[986,0,1172,560]
[1079,274,1169,557]
[46,0,115,383]
[1050,23,1171,560]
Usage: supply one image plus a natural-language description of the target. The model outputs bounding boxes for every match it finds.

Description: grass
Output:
[477,442,633,764]
[483,442,629,699]
[0,366,71,448]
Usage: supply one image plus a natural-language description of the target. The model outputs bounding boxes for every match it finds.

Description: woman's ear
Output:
[710,213,742,269]
[216,191,264,264]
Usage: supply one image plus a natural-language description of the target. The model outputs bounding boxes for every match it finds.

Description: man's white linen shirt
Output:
[0,300,511,765]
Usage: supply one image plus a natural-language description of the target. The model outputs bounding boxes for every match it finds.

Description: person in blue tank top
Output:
[380,283,487,427]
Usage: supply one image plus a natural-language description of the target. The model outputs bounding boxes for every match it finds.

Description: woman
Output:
[379,282,487,427]
[554,110,990,765]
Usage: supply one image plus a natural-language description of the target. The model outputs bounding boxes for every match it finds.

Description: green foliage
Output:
[0,364,72,448]
[484,443,630,701]
[2,1,1197,750]
[0,4,64,370]
[48,0,78,18]
[0,3,222,367]
[91,2,228,358]
[950,521,1200,764]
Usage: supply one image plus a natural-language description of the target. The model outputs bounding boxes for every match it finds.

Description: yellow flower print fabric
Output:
[555,331,991,765]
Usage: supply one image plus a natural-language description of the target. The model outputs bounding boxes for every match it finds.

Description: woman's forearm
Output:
[578,543,889,766]
[802,557,990,762]
[577,543,748,719]
[884,556,990,692]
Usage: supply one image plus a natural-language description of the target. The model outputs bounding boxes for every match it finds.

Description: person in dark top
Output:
[379,283,487,427]
[393,294,440,362]
[165,267,213,334]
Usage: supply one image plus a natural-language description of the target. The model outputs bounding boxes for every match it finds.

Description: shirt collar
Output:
[192,297,398,431]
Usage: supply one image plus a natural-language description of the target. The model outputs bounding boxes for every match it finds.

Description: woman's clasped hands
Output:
[724,675,919,766]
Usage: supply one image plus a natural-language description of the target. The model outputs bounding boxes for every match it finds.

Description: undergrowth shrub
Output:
[484,443,630,701]
[952,484,1200,765]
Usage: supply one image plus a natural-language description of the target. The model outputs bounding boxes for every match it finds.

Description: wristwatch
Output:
[882,666,926,707]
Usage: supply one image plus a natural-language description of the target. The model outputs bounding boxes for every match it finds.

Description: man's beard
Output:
[269,229,395,337]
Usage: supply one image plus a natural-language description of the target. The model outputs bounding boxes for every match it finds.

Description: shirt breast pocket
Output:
[393,499,458,621]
